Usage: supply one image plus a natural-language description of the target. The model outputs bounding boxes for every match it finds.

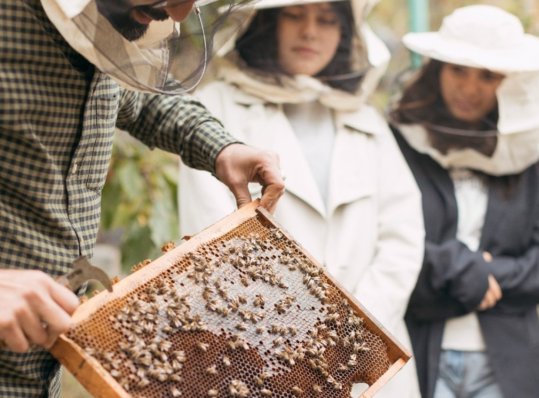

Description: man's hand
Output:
[0,270,79,352]
[215,144,285,212]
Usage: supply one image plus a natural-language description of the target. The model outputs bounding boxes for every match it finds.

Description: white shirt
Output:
[442,168,488,351]
[284,101,335,206]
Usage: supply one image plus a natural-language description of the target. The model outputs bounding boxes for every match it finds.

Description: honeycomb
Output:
[53,204,409,398]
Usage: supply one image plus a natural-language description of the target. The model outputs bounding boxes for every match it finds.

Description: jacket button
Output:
[72,162,79,174]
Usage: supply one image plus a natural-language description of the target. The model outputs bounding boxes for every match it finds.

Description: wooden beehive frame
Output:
[51,202,410,397]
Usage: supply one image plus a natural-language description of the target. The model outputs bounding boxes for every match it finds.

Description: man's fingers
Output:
[256,153,285,212]
[49,280,80,316]
[231,183,253,209]
[260,183,285,213]
[0,270,79,352]
[215,144,285,211]
[18,279,75,348]
[17,306,49,348]
[39,281,79,347]
[35,298,74,348]
[0,320,30,353]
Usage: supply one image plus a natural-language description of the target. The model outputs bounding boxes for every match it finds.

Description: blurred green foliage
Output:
[100,131,179,273]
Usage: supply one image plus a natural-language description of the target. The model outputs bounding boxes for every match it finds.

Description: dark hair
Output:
[390,60,499,156]
[235,2,361,93]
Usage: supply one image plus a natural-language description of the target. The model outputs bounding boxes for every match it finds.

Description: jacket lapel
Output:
[394,128,458,239]
[480,181,513,248]
[231,93,326,216]
[266,108,327,217]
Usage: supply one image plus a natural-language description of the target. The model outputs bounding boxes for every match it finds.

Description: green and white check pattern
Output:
[0,1,237,396]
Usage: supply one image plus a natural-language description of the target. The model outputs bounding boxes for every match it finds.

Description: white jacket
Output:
[180,81,424,397]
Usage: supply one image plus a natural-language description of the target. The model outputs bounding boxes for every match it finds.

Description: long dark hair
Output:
[390,60,499,156]
[235,1,361,93]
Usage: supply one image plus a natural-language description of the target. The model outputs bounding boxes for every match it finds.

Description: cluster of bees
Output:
[82,280,202,395]
[69,229,388,397]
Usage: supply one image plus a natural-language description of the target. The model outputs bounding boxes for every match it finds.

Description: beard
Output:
[95,0,169,41]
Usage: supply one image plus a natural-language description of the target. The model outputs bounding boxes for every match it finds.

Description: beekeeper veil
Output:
[209,0,389,111]
[390,5,539,175]
[41,0,254,94]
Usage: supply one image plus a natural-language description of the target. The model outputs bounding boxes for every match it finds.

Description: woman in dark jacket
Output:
[390,5,539,398]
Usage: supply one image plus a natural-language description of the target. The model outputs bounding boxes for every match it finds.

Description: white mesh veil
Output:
[229,0,372,95]
[389,64,539,175]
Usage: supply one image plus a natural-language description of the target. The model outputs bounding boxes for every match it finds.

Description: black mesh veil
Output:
[57,0,256,94]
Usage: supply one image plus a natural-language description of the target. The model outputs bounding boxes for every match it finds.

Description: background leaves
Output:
[99,131,179,272]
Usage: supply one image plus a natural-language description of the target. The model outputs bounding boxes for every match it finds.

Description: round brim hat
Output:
[253,0,348,8]
[403,5,539,73]
[251,0,379,11]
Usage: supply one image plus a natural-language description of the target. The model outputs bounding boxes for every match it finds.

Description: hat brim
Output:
[253,0,346,9]
[403,31,539,73]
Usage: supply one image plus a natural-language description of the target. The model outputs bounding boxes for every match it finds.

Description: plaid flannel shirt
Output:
[0,1,237,396]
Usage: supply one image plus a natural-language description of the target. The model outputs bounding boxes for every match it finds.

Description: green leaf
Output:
[120,225,158,273]
[117,161,145,202]
[111,202,144,229]
[100,181,122,229]
[148,188,179,248]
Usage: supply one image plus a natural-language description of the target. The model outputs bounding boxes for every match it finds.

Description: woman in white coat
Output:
[179,1,424,396]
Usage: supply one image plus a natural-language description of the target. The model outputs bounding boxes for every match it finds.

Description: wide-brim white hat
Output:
[403,5,539,73]
[253,0,342,8]
[251,0,377,9]
[249,0,381,14]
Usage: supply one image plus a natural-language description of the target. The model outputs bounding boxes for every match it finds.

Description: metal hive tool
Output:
[51,202,410,397]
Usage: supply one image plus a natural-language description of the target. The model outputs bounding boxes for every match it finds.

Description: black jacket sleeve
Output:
[407,239,490,321]
[487,224,539,308]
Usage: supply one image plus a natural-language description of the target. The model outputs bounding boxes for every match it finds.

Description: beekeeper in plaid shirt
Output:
[0,0,284,395]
